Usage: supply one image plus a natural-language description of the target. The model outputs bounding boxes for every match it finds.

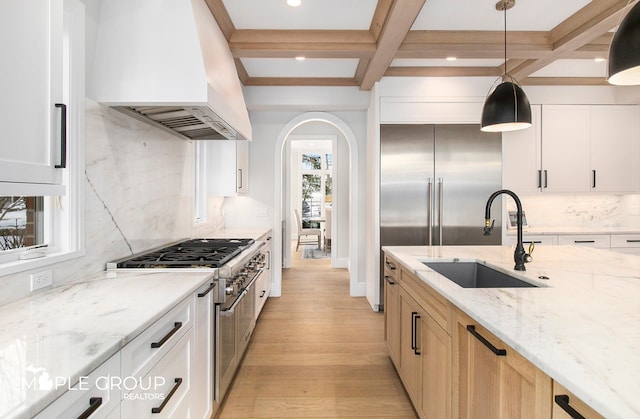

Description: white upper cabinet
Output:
[504,105,640,194]
[541,105,591,193]
[0,0,65,186]
[590,105,640,192]
[503,105,542,193]
[207,141,249,196]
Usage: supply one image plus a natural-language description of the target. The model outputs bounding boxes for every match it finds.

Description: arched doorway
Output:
[270,112,359,297]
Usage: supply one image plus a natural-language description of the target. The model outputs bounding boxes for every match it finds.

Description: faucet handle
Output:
[528,241,535,255]
[483,219,495,236]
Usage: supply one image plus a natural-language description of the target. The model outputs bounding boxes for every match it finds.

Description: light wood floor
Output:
[217,246,417,418]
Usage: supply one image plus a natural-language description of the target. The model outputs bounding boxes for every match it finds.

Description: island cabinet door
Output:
[383,269,401,368]
[457,314,552,419]
[552,382,604,419]
[399,289,423,409]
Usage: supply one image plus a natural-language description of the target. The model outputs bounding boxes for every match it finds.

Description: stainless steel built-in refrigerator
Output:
[380,124,502,305]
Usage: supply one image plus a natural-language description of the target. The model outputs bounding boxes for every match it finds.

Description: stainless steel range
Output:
[108,237,267,412]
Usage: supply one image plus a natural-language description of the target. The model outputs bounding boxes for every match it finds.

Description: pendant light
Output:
[481,0,532,132]
[608,1,640,85]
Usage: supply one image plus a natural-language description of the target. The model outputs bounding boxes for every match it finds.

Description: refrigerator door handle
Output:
[427,178,433,246]
[438,178,443,245]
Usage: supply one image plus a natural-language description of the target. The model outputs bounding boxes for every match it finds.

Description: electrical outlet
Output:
[30,270,53,291]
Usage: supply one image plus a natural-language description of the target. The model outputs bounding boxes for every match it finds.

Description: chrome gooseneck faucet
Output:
[484,189,532,271]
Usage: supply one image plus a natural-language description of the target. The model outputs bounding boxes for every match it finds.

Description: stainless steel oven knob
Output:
[225,286,233,295]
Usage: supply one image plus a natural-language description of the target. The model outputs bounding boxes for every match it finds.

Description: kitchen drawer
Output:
[552,381,603,419]
[557,234,610,248]
[400,269,450,333]
[35,353,121,419]
[384,254,399,282]
[504,234,557,247]
[121,328,194,419]
[121,296,194,379]
[610,234,640,248]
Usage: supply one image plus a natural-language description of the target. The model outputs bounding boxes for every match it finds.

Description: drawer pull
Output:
[77,397,102,419]
[260,290,266,298]
[626,239,640,243]
[466,325,506,356]
[385,261,396,270]
[197,282,216,298]
[150,322,182,349]
[554,395,586,419]
[574,240,595,244]
[384,275,395,285]
[151,378,182,414]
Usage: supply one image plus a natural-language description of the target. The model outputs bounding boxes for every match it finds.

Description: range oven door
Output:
[216,300,237,405]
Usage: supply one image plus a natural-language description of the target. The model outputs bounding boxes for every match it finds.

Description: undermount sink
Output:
[423,262,538,288]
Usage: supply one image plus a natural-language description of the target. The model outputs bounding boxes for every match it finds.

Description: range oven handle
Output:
[220,268,263,315]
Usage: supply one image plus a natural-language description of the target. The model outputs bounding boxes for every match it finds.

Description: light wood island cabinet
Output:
[552,382,604,419]
[383,251,598,419]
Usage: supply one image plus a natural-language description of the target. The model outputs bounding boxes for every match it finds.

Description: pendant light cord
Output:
[503,3,507,76]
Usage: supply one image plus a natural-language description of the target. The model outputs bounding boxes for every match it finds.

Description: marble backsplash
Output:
[506,194,640,229]
[0,100,226,306]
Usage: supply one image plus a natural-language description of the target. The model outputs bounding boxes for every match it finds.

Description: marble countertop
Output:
[382,245,640,419]
[0,270,214,418]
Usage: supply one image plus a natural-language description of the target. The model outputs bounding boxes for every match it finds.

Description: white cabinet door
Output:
[590,105,640,192]
[0,0,65,185]
[237,141,249,195]
[503,105,542,193]
[208,141,250,196]
[193,282,214,419]
[541,106,591,193]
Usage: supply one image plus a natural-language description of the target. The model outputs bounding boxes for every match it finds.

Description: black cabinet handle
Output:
[554,395,586,419]
[151,378,182,414]
[627,239,640,243]
[466,325,506,356]
[537,170,542,188]
[574,240,595,244]
[150,322,182,349]
[385,261,396,270]
[238,169,243,189]
[524,241,542,244]
[197,282,216,298]
[77,397,102,419]
[260,290,266,298]
[544,170,548,188]
[384,275,395,285]
[411,312,421,355]
[54,103,67,169]
[592,170,597,188]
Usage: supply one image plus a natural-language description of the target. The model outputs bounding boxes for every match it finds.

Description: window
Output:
[300,152,332,229]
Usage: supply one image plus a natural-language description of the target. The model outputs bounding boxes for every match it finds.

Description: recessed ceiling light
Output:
[287,0,302,6]
[446,57,457,61]
[594,57,606,62]
[295,56,306,61]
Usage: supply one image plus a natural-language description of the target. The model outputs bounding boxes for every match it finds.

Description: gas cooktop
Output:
[114,238,255,269]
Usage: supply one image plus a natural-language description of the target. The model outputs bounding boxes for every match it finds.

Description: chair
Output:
[324,207,332,252]
[294,208,321,251]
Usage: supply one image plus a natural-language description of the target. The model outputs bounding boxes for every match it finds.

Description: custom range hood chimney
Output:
[92,0,252,141]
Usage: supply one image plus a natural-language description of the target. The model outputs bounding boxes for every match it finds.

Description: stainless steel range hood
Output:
[91,0,252,141]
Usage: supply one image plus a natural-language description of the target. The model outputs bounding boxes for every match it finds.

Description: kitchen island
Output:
[383,245,640,419]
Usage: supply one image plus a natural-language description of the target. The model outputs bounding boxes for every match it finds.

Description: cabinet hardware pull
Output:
[238,169,243,189]
[537,170,542,188]
[554,395,586,419]
[626,239,640,243]
[466,325,506,356]
[524,241,542,244]
[385,261,396,270]
[197,282,216,298]
[544,170,548,188]
[151,378,182,414]
[260,290,266,298]
[77,397,102,419]
[592,170,597,188]
[384,275,395,285]
[411,312,421,355]
[574,240,595,243]
[150,322,182,349]
[54,103,67,169]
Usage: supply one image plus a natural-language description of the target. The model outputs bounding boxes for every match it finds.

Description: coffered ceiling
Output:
[204,0,638,90]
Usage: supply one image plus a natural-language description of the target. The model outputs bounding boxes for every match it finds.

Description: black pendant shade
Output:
[608,2,640,85]
[481,81,532,132]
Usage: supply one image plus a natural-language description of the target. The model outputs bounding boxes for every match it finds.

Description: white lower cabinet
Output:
[193,281,214,419]
[121,329,194,418]
[34,353,121,419]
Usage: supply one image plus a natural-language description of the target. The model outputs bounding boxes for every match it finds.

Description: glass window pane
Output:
[301,174,321,228]
[302,153,322,170]
[325,153,333,170]
[325,174,332,204]
[0,196,45,251]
